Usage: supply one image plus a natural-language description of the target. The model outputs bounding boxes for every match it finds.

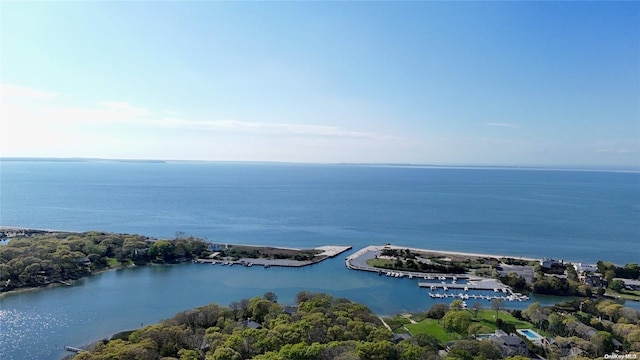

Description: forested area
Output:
[520,299,640,357]
[71,292,640,360]
[0,232,209,291]
[72,292,442,360]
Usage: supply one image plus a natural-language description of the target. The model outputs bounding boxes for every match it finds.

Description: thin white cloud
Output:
[97,101,151,117]
[594,148,636,155]
[159,118,403,140]
[1,84,402,143]
[486,122,520,128]
[0,83,58,100]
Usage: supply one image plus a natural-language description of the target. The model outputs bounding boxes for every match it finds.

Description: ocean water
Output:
[0,161,639,359]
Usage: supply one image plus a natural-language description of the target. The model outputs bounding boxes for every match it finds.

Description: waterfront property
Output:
[516,329,546,346]
[348,245,533,302]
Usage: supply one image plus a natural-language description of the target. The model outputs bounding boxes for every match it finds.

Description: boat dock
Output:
[65,346,84,353]
[418,278,507,291]
[428,292,529,302]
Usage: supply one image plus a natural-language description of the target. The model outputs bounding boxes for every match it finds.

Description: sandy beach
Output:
[348,244,540,262]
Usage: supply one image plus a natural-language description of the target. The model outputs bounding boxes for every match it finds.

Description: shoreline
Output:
[0,228,353,296]
[381,244,540,262]
[345,244,540,282]
[346,244,540,264]
[0,265,132,299]
[194,245,352,267]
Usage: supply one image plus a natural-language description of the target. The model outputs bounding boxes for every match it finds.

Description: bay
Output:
[1,161,639,359]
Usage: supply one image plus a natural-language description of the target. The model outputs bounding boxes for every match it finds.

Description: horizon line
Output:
[1,156,639,173]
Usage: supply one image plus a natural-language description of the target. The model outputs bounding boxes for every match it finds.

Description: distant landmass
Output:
[2,157,638,172]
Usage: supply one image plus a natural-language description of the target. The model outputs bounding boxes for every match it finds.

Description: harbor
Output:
[418,278,508,291]
[348,245,533,303]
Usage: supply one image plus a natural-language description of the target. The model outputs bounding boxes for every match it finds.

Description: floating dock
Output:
[65,346,84,353]
[418,278,507,291]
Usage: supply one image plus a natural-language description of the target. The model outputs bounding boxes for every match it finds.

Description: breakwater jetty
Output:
[195,245,352,268]
[346,244,535,302]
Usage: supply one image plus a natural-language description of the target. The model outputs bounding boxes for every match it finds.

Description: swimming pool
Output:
[517,329,544,341]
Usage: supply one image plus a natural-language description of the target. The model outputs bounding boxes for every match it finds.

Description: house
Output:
[392,333,412,343]
[241,320,263,329]
[618,278,640,291]
[541,258,563,269]
[573,263,597,274]
[77,257,92,266]
[566,321,597,340]
[548,338,585,358]
[490,331,529,357]
[208,244,222,252]
[283,305,298,315]
[584,274,606,288]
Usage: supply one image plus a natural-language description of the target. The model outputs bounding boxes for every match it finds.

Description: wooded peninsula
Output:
[0,229,346,293]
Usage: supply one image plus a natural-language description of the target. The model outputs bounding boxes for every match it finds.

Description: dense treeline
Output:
[376,249,468,274]
[598,261,640,281]
[73,292,442,360]
[0,232,209,291]
[520,299,640,357]
[531,264,594,297]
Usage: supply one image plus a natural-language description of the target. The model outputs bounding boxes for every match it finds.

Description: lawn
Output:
[608,289,640,301]
[405,318,456,344]
[382,314,411,331]
[401,310,537,345]
[366,258,395,268]
[473,310,534,331]
[106,257,121,267]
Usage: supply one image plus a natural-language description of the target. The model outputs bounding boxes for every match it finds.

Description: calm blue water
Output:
[1,161,639,359]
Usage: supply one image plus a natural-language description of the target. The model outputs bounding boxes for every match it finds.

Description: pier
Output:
[418,278,507,291]
[194,245,352,268]
[427,292,529,302]
[65,346,84,353]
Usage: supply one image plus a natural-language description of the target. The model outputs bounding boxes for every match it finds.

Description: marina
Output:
[427,292,530,302]
[418,278,508,291]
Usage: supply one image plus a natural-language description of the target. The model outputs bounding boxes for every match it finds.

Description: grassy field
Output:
[405,318,456,344]
[382,314,411,330]
[106,257,121,267]
[473,310,534,331]
[366,258,395,268]
[608,289,640,301]
[400,310,537,345]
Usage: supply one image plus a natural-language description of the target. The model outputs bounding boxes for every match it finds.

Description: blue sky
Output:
[1,1,638,167]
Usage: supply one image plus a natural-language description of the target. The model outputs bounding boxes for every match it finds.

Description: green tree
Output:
[210,346,241,360]
[470,302,483,319]
[442,310,472,334]
[548,313,565,336]
[356,340,394,360]
[148,240,174,261]
[450,299,465,311]
[609,279,625,292]
[467,323,492,339]
[263,291,278,303]
[426,303,448,320]
[490,298,505,322]
[592,331,614,357]
[178,348,200,360]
